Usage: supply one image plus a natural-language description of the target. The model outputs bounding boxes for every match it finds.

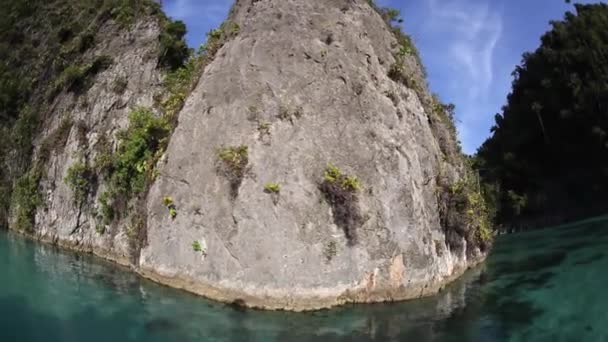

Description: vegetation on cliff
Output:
[0,0,171,230]
[477,4,608,227]
[320,164,363,246]
[370,0,493,250]
[0,0,239,238]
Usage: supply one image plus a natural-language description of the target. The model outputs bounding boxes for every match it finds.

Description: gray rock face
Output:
[17,0,485,311]
[139,0,482,310]
[31,18,164,265]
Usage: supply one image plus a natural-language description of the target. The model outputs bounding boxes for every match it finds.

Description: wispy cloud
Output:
[414,0,503,153]
[426,0,503,100]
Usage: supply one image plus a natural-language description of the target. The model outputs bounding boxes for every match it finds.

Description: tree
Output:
[477,4,608,225]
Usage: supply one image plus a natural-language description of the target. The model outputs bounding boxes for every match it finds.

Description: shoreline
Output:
[8,228,487,312]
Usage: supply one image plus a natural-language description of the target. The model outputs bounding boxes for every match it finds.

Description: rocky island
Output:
[0,0,492,311]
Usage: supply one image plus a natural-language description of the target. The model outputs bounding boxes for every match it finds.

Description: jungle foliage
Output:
[477,4,608,226]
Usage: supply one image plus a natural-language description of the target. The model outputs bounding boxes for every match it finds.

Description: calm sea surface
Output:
[1,217,607,341]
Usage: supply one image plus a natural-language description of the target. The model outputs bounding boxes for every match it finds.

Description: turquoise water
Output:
[1,218,608,342]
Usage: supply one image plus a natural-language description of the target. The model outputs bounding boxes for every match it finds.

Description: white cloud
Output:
[426,0,503,100]
[419,0,503,153]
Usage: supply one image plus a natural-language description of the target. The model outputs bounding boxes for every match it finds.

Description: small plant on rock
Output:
[169,207,177,219]
[216,145,249,198]
[65,161,95,206]
[264,182,281,194]
[192,240,207,256]
[324,164,361,191]
[12,171,42,232]
[439,178,493,254]
[320,164,363,245]
[162,196,177,219]
[192,240,202,252]
[98,191,114,225]
[264,182,281,205]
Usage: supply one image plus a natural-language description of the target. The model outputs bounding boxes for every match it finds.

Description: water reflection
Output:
[2,217,608,341]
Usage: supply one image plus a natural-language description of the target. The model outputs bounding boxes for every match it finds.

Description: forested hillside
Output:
[0,0,187,229]
[477,3,608,227]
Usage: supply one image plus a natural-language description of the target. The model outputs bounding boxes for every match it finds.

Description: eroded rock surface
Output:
[140,0,484,310]
[7,0,487,311]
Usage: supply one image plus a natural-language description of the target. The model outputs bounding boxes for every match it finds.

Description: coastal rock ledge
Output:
[5,0,490,311]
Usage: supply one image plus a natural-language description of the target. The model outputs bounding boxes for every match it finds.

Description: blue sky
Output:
[163,0,591,154]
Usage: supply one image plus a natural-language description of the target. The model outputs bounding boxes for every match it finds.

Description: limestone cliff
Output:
[2,0,492,311]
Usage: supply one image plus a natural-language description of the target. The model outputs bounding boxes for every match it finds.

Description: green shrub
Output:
[168,207,177,219]
[65,161,95,205]
[368,1,402,24]
[162,196,177,219]
[56,64,88,91]
[110,1,136,26]
[12,171,42,232]
[109,107,170,198]
[388,58,419,91]
[192,240,207,254]
[368,0,426,80]
[12,106,39,161]
[218,145,248,164]
[225,22,240,36]
[125,213,145,254]
[323,164,362,191]
[192,240,202,252]
[216,145,249,198]
[159,20,189,70]
[440,178,493,252]
[320,164,363,245]
[0,0,176,233]
[264,182,281,194]
[217,145,248,175]
[160,59,198,120]
[52,55,113,95]
[96,107,170,223]
[98,191,114,225]
[94,151,114,176]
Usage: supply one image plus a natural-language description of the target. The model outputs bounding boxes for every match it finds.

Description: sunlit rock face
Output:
[14,0,484,311]
[140,0,483,310]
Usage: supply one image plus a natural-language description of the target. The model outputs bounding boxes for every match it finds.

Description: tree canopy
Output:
[477,4,608,226]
